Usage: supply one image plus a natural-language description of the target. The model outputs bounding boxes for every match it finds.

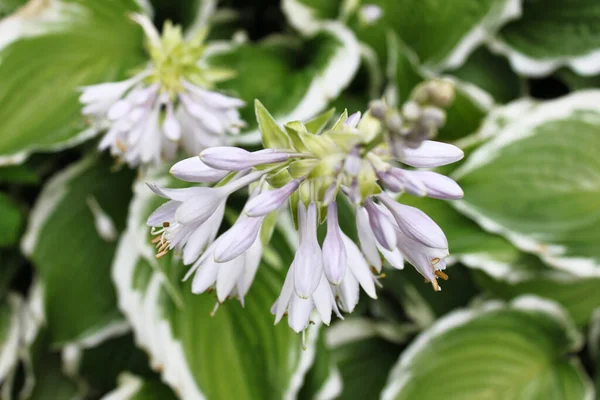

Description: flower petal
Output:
[400,140,464,168]
[170,156,229,183]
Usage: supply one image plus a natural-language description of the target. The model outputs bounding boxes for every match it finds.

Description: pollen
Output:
[434,270,449,281]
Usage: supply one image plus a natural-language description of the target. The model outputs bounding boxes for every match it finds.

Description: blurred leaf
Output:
[150,0,216,35]
[76,333,154,397]
[298,329,341,400]
[28,330,81,400]
[327,319,404,400]
[495,0,600,77]
[103,373,178,400]
[112,176,318,399]
[0,193,23,248]
[475,267,600,328]
[207,23,360,144]
[400,195,600,328]
[0,294,22,384]
[452,91,600,276]
[382,297,593,400]
[377,264,479,329]
[343,0,516,70]
[0,250,23,299]
[387,34,490,141]
[557,68,600,91]
[0,165,39,184]
[0,0,26,18]
[448,46,523,104]
[22,155,135,346]
[0,0,145,165]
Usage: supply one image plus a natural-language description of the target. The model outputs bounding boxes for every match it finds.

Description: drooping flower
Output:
[147,82,463,334]
[80,14,245,167]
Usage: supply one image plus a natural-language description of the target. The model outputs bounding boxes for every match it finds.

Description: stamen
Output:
[162,221,170,228]
[116,139,127,152]
[210,301,220,317]
[434,270,449,281]
[430,278,440,292]
[431,257,440,265]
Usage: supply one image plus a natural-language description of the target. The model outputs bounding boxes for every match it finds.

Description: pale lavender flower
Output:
[146,97,463,334]
[80,15,244,167]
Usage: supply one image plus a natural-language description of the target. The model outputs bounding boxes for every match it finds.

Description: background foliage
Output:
[1,0,600,399]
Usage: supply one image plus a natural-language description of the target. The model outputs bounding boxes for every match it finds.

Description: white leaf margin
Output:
[0,294,23,384]
[112,177,319,400]
[489,5,600,78]
[224,21,360,145]
[20,155,129,348]
[281,0,521,71]
[380,296,594,400]
[452,90,600,277]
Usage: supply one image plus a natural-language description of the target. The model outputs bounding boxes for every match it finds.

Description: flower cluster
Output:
[147,85,464,334]
[80,15,245,167]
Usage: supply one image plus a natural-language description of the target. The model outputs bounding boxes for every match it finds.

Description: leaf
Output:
[285,0,519,70]
[493,0,600,77]
[386,34,491,141]
[207,23,360,145]
[447,46,523,104]
[452,91,600,276]
[377,264,480,329]
[381,297,594,400]
[298,329,342,400]
[474,267,600,328]
[0,0,145,165]
[112,176,319,399]
[327,319,404,400]
[0,165,39,184]
[28,330,82,400]
[0,193,23,248]
[74,333,154,397]
[21,155,135,346]
[103,373,178,400]
[0,0,26,18]
[0,294,22,385]
[401,195,600,327]
[255,100,291,149]
[557,68,600,91]
[304,108,336,134]
[149,0,216,36]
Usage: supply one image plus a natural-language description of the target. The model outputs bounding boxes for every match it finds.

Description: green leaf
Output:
[400,195,600,328]
[304,107,336,134]
[0,193,23,248]
[75,333,154,397]
[452,91,600,276]
[112,176,318,399]
[0,0,145,165]
[474,266,600,328]
[21,155,135,345]
[207,23,360,145]
[0,165,39,184]
[381,297,594,400]
[447,46,523,104]
[298,329,342,400]
[327,319,404,400]
[0,294,22,384]
[28,330,81,400]
[103,373,178,400]
[0,0,26,17]
[494,0,600,77]
[287,0,519,70]
[255,100,291,149]
[378,264,480,329]
[557,68,600,91]
[386,34,491,141]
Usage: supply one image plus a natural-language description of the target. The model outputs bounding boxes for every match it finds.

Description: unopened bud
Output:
[385,111,403,133]
[421,106,446,129]
[369,100,387,120]
[402,101,421,121]
[428,80,455,108]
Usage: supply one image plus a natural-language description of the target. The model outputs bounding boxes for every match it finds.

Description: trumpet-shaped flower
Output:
[147,87,463,334]
[80,14,244,167]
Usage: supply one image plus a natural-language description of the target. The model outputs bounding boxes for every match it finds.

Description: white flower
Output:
[147,97,464,333]
[80,15,245,167]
